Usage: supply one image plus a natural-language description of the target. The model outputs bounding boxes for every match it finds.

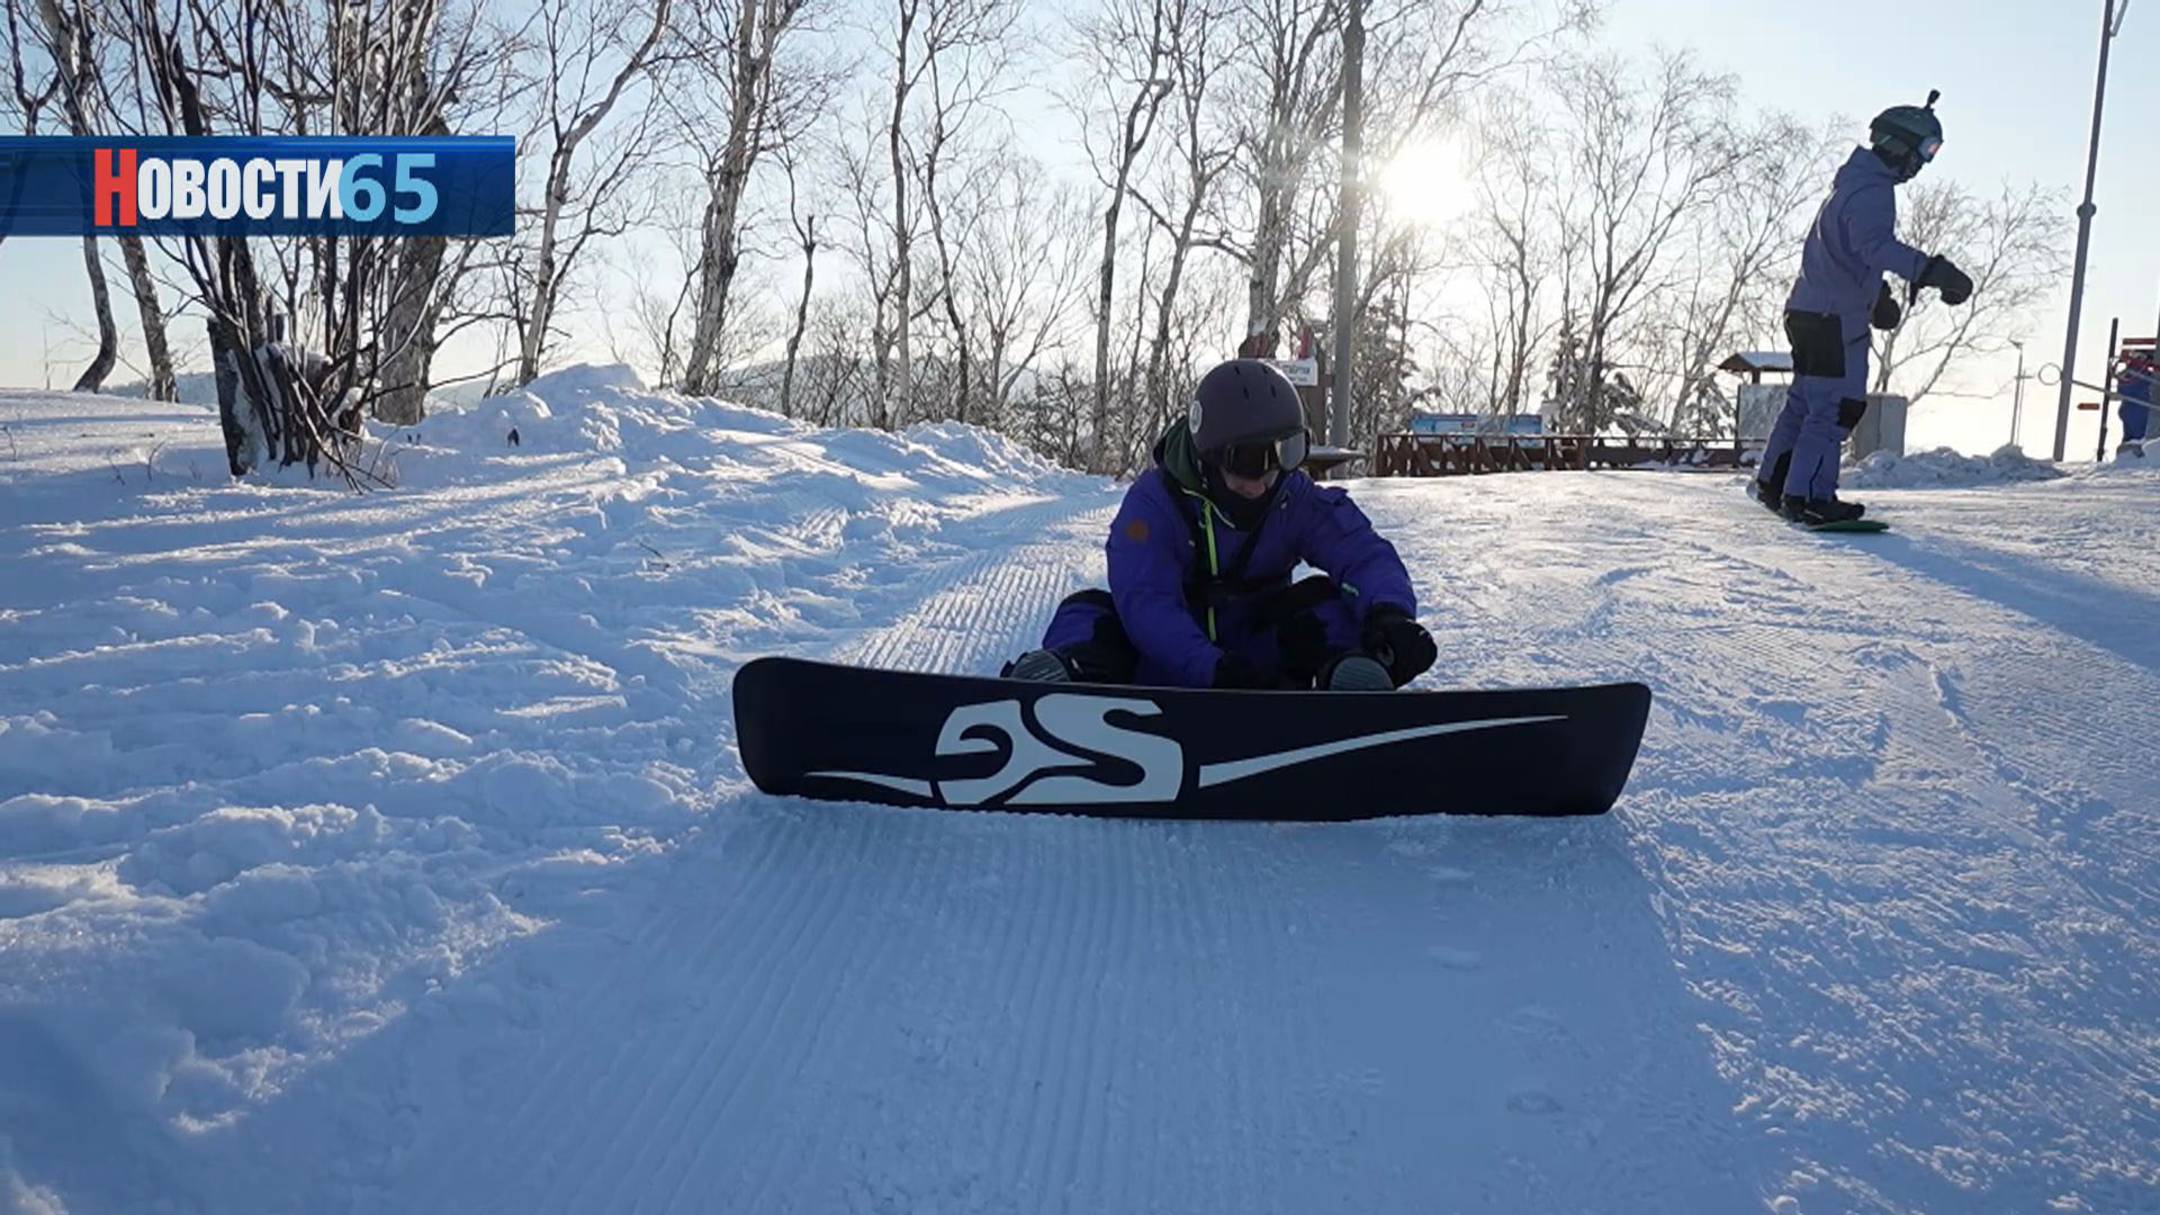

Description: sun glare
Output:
[1377,134,1473,230]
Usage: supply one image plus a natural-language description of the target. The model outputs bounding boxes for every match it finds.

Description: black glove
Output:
[1871,281,1903,330]
[1211,651,1279,690]
[1360,606,1437,688]
[1917,255,1973,306]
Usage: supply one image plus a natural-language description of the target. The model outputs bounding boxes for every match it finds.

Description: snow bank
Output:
[1844,444,2067,488]
[0,369,1105,1152]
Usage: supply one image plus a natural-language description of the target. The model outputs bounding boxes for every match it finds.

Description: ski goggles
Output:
[1917,135,1943,163]
[1217,429,1312,479]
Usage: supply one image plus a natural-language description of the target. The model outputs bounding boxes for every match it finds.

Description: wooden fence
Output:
[1372,433,1762,478]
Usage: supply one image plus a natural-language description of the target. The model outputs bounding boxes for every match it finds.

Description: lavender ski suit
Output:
[1760,147,1931,501]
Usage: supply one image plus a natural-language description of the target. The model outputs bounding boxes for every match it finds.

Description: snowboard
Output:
[732,657,1653,821]
[1743,481,1889,532]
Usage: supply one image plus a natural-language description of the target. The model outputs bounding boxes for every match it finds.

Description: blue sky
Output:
[2,0,2153,457]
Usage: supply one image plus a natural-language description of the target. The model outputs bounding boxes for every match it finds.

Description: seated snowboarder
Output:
[1005,358,1437,691]
[1753,90,1974,524]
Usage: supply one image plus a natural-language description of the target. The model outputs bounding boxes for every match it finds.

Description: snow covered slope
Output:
[2,377,2156,1214]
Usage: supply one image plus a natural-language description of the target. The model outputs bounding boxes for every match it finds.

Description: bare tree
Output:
[4,0,185,399]
[1544,52,1745,432]
[775,138,819,417]
[1459,87,1559,421]
[1217,0,1573,361]
[125,0,506,479]
[1068,0,1177,469]
[1873,179,2068,408]
[20,0,113,391]
[836,107,903,427]
[674,0,827,395]
[0,0,60,260]
[1656,112,1838,435]
[1126,0,1234,452]
[960,157,1093,432]
[1219,0,1341,352]
[837,0,1013,426]
[510,0,674,387]
[891,0,1013,423]
[915,32,1013,427]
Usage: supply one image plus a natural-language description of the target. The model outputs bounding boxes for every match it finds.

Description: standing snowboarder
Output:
[1005,358,1437,691]
[2116,349,2153,459]
[1754,91,1975,524]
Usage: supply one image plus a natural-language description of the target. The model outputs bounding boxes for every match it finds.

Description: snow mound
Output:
[1844,444,2067,488]
[0,367,1109,1153]
[2085,440,2158,473]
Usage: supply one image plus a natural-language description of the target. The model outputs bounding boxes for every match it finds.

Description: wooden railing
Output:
[1372,433,1762,478]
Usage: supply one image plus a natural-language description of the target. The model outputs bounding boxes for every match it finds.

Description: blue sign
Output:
[0,137,514,237]
[1410,412,1544,437]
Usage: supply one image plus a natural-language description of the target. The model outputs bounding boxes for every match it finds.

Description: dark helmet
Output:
[1870,90,1944,183]
[1189,359,1305,456]
[1186,358,1311,528]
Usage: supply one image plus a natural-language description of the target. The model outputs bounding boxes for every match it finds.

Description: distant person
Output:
[1004,359,1436,691]
[1753,91,1974,524]
[2116,349,2153,460]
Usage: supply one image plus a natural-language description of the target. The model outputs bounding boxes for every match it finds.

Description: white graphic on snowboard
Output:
[805,692,1564,807]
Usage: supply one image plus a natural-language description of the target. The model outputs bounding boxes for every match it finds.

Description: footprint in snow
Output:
[1507,1087,1563,1116]
[1425,945,1483,970]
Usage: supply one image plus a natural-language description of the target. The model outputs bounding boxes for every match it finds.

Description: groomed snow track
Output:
[2,385,2156,1214]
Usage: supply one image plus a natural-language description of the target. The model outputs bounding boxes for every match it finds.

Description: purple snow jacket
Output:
[1107,421,1417,688]
[1787,147,1932,328]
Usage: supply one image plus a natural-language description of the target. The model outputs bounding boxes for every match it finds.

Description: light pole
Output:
[2053,0,2132,462]
[1329,0,1365,453]
[2010,339,2027,449]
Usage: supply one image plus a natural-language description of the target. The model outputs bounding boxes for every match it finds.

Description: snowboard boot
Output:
[1002,648,1075,682]
[1781,495,1866,526]
[2118,442,2146,461]
[1322,654,1395,692]
[1754,451,1793,514]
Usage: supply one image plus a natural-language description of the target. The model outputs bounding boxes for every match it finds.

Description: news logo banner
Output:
[0,137,514,237]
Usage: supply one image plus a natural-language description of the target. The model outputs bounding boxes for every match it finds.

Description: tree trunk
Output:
[71,234,118,393]
[887,8,914,430]
[779,216,817,418]
[1244,183,1285,349]
[376,235,446,424]
[116,236,176,401]
[1145,202,1202,434]
[515,143,575,387]
[679,148,754,395]
[1328,0,1363,449]
[681,0,769,398]
[210,317,251,476]
[1091,79,1164,468]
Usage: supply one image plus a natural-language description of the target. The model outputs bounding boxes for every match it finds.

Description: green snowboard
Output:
[1800,518,1889,533]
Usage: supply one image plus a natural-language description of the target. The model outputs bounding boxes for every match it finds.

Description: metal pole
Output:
[2097,317,2121,459]
[2011,340,2026,449]
[2054,0,2121,462]
[1329,0,1364,452]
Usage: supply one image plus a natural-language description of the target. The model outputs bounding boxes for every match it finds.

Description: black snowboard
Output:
[732,657,1653,821]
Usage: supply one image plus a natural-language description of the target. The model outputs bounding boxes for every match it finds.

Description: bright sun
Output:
[1376,134,1474,230]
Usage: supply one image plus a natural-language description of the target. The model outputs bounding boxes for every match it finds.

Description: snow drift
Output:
[0,370,1108,1178]
[1842,443,2066,488]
